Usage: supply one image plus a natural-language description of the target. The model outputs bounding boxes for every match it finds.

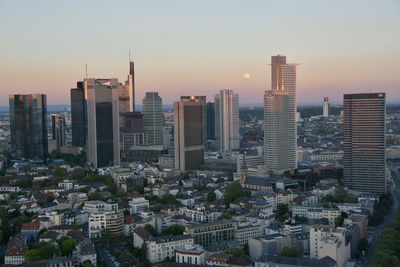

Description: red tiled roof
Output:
[124,216,134,224]
[5,247,28,256]
[21,220,40,231]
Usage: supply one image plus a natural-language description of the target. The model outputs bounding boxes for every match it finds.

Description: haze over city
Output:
[1,0,399,106]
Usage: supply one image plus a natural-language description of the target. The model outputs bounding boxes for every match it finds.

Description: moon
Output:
[243,73,251,79]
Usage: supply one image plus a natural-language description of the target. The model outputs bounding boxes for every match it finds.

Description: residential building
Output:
[343,93,386,194]
[9,94,48,161]
[185,221,236,248]
[249,234,291,261]
[214,89,239,152]
[310,226,350,267]
[85,78,120,168]
[129,197,150,214]
[234,223,264,245]
[146,234,194,263]
[176,244,206,265]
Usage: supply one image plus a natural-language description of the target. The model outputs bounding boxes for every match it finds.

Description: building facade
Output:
[214,90,239,152]
[9,94,48,161]
[174,97,204,171]
[142,92,164,146]
[264,55,297,175]
[85,78,120,168]
[51,114,66,151]
[343,93,386,194]
[70,82,86,147]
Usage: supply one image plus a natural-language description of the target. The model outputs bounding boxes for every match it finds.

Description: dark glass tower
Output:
[343,93,386,194]
[9,94,48,161]
[51,114,66,150]
[206,102,215,140]
[70,82,86,147]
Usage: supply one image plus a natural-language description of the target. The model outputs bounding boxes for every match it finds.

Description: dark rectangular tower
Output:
[9,94,48,161]
[70,82,86,147]
[343,93,386,194]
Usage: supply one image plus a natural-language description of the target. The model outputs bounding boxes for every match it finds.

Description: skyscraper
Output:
[129,60,135,112]
[264,90,295,174]
[9,94,48,161]
[214,90,239,152]
[174,97,204,171]
[51,114,66,150]
[181,96,207,145]
[206,102,215,141]
[323,97,329,117]
[343,93,386,194]
[70,82,86,147]
[142,92,163,146]
[85,78,120,168]
[264,55,297,174]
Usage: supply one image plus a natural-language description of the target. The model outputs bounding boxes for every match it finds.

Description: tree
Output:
[321,218,330,225]
[224,247,245,257]
[294,215,308,223]
[101,229,120,247]
[335,211,348,226]
[71,168,86,180]
[57,237,75,256]
[207,191,216,203]
[25,245,57,261]
[276,204,290,222]
[224,182,250,206]
[88,192,104,201]
[144,224,156,236]
[161,224,184,236]
[281,247,301,258]
[53,167,65,177]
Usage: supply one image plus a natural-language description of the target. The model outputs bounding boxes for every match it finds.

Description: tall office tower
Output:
[174,97,204,171]
[51,114,66,150]
[118,84,130,114]
[70,82,86,147]
[142,92,164,146]
[121,112,147,150]
[85,78,120,168]
[264,55,297,175]
[9,94,48,161]
[264,90,296,174]
[129,60,135,111]
[343,93,386,194]
[206,102,215,140]
[214,90,240,152]
[323,97,329,117]
[181,96,207,145]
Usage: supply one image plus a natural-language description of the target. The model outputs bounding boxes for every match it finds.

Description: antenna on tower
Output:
[85,64,88,79]
[129,49,132,62]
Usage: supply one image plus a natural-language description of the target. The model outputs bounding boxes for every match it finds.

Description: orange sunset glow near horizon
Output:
[0,0,399,106]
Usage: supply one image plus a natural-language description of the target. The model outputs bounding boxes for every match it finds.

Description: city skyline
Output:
[1,0,399,106]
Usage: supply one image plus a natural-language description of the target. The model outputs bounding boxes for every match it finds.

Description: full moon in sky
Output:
[243,73,251,79]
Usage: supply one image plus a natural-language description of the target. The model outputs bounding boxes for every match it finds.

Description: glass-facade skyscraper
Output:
[9,94,48,161]
[70,81,86,147]
[343,93,386,194]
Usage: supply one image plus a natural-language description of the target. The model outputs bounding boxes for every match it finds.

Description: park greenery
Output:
[281,247,302,258]
[224,181,251,207]
[371,210,400,266]
[25,237,75,261]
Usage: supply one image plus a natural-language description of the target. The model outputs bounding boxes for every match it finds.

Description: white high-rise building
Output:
[85,78,120,168]
[323,97,329,117]
[142,92,163,146]
[264,55,297,175]
[214,90,239,152]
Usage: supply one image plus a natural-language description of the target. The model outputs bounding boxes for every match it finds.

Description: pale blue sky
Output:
[0,0,399,105]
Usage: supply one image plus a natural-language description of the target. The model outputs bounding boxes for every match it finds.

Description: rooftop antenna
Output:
[85,64,88,79]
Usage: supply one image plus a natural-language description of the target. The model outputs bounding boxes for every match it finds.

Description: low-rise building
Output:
[176,244,206,265]
[147,234,194,263]
[185,221,237,248]
[234,223,263,245]
[310,226,350,267]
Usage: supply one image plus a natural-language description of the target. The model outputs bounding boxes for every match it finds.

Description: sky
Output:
[0,0,399,106]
